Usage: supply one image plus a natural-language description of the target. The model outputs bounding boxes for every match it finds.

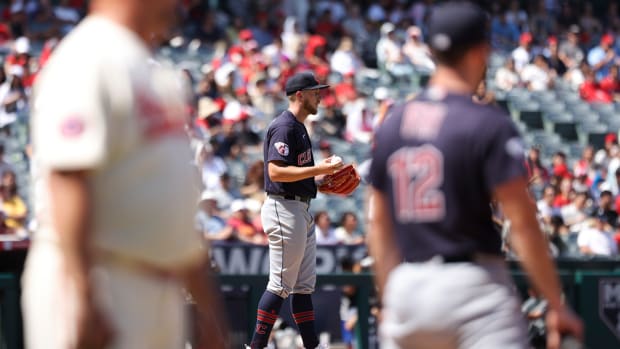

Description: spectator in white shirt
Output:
[402,26,435,71]
[376,22,413,79]
[315,211,339,245]
[495,57,520,91]
[537,185,558,225]
[561,191,589,233]
[330,36,362,77]
[195,142,227,191]
[512,32,533,73]
[521,54,554,91]
[334,212,364,245]
[577,216,618,256]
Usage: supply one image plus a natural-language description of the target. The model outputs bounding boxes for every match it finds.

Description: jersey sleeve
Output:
[266,125,297,165]
[480,114,528,192]
[368,104,403,192]
[368,122,391,193]
[32,60,109,170]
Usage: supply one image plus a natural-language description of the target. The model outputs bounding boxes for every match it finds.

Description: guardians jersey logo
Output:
[274,142,289,156]
[599,278,620,340]
[298,149,312,165]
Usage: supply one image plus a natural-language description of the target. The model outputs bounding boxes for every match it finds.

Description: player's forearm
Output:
[49,170,94,295]
[367,189,401,296]
[268,162,323,182]
[180,257,229,349]
[509,217,564,310]
[496,178,564,310]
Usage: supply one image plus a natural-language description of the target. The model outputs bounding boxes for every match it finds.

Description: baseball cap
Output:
[601,33,615,46]
[605,132,617,144]
[231,199,248,212]
[239,29,253,41]
[374,86,389,100]
[200,190,218,202]
[426,1,488,53]
[380,22,396,36]
[14,37,30,54]
[285,71,329,96]
[519,32,533,44]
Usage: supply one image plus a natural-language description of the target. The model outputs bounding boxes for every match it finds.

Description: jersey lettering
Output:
[298,148,312,166]
[388,144,446,222]
[136,92,185,139]
[401,102,446,140]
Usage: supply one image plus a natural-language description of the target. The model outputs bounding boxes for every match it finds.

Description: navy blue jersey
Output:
[264,110,317,198]
[368,89,527,262]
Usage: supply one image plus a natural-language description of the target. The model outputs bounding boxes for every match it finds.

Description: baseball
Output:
[330,156,342,164]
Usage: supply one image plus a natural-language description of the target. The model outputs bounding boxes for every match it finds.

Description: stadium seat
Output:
[567,101,593,117]
[533,90,558,104]
[494,92,509,113]
[599,112,620,125]
[539,101,566,115]
[577,122,608,148]
[553,122,579,142]
[591,102,616,115]
[523,130,561,152]
[519,109,544,130]
[566,142,585,159]
[558,91,581,105]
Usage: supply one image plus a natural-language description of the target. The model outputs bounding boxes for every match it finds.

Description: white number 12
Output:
[388,144,446,223]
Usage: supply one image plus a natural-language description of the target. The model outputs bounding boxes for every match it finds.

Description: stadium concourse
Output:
[0,0,620,347]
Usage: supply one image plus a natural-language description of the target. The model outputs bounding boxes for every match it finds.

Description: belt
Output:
[269,194,311,204]
[420,253,503,264]
[442,254,474,263]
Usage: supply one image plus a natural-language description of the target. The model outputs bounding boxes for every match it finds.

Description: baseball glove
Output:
[318,164,361,196]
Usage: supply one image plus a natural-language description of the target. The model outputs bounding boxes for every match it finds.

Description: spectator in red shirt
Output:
[599,64,620,100]
[552,151,572,180]
[579,65,613,103]
[313,8,341,39]
[0,23,11,46]
[226,200,266,245]
[574,145,596,187]
[305,35,329,68]
[526,147,550,182]
[554,177,574,208]
[333,72,357,106]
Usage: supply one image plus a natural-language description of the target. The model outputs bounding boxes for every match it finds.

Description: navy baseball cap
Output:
[426,1,489,53]
[285,71,329,96]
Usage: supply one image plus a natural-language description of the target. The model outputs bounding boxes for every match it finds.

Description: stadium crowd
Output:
[0,0,620,259]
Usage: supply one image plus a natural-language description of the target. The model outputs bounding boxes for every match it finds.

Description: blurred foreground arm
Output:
[367,188,402,297]
[179,255,230,349]
[494,177,583,349]
[49,170,114,349]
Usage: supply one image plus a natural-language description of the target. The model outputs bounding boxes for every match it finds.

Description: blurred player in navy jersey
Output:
[367,2,583,349]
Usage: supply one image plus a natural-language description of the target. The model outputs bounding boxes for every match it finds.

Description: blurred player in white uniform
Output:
[22,0,228,348]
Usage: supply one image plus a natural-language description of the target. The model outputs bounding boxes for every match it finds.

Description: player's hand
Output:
[318,155,344,175]
[546,305,583,349]
[75,295,115,349]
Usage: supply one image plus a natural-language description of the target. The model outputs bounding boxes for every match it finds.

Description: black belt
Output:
[406,253,474,264]
[442,254,474,263]
[269,194,311,204]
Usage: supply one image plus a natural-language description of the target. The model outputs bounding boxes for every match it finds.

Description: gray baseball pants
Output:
[261,195,316,298]
[380,256,528,349]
